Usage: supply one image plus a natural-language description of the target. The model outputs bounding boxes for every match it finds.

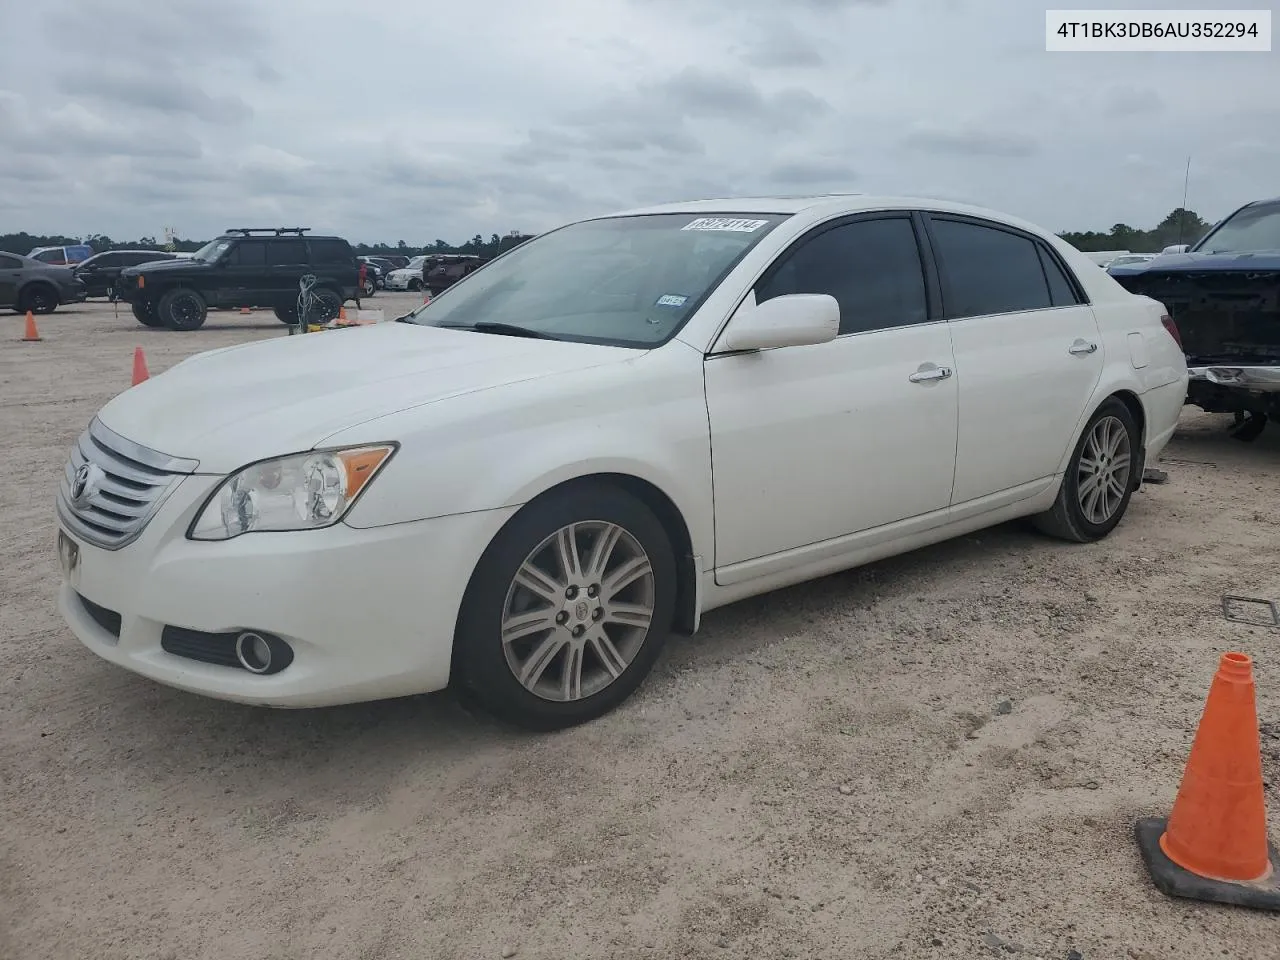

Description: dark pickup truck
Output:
[116,227,362,331]
[1110,196,1280,438]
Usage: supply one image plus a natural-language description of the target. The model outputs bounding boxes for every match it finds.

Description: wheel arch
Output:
[470,471,701,639]
[1054,385,1150,488]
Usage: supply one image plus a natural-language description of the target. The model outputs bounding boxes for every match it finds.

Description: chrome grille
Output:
[56,418,199,550]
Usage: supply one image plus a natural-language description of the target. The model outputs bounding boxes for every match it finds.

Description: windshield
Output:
[402,212,787,346]
[1193,202,1280,254]
[405,256,426,270]
[191,238,234,262]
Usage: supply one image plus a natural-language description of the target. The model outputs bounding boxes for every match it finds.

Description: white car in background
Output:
[385,256,427,291]
[55,194,1188,731]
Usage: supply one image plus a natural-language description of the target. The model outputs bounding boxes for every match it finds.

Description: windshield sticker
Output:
[656,294,688,307]
[681,217,769,233]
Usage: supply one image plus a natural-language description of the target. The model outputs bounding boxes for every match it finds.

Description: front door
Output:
[925,214,1105,505]
[0,254,23,308]
[704,214,959,574]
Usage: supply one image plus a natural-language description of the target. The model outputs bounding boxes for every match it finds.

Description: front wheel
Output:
[453,484,677,731]
[19,284,58,315]
[158,288,208,331]
[363,278,376,297]
[1032,398,1140,543]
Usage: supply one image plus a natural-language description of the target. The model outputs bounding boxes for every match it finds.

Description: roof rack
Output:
[223,227,312,236]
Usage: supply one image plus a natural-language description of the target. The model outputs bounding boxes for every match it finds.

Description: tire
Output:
[18,284,58,315]
[311,288,343,324]
[158,288,208,331]
[363,278,376,297]
[453,483,677,731]
[1032,398,1140,543]
[274,305,298,324]
[131,301,165,327]
[408,279,421,292]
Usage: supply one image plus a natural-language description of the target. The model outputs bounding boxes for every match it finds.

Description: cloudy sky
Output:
[1,0,1276,245]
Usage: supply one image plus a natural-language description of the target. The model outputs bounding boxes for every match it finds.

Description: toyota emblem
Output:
[70,462,98,507]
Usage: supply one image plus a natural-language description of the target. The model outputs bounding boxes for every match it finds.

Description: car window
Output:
[756,217,929,335]
[1038,247,1083,306]
[125,252,158,265]
[94,253,121,268]
[0,254,21,269]
[1193,201,1280,254]
[228,241,267,267]
[33,249,65,264]
[929,217,1053,319]
[268,239,308,265]
[309,239,352,264]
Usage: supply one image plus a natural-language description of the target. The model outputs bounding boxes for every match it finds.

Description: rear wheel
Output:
[312,288,343,324]
[159,288,208,331]
[363,277,376,297]
[453,484,677,731]
[1032,398,1139,543]
[131,301,164,327]
[274,304,298,324]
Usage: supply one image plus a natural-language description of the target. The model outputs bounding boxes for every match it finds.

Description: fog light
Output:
[235,631,273,674]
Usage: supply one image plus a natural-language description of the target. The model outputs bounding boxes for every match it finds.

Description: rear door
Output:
[266,238,309,304]
[309,239,355,294]
[924,213,1103,505]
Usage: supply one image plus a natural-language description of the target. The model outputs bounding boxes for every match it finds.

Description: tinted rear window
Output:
[310,239,352,264]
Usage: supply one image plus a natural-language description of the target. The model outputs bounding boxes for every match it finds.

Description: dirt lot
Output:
[2,299,1279,960]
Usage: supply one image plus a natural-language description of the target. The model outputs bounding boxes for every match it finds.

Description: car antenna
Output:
[1177,155,1191,247]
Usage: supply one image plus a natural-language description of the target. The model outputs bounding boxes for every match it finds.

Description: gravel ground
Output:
[2,298,1279,960]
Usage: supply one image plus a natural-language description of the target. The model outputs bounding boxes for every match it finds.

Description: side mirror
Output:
[718,293,840,352]
[1161,244,1190,255]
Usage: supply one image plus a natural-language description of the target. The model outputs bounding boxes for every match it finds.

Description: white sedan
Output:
[385,256,427,291]
[54,195,1188,730]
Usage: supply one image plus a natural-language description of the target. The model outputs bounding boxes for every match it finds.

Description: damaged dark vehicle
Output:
[1110,196,1280,440]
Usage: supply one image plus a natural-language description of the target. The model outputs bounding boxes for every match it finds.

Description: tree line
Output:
[0,207,1217,260]
[0,231,531,259]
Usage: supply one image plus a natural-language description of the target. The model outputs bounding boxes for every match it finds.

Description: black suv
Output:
[117,228,361,331]
[74,249,179,298]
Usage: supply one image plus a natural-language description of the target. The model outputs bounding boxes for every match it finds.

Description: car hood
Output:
[1107,250,1280,277]
[94,322,640,473]
[120,258,209,278]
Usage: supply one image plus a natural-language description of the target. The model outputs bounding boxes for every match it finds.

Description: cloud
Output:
[0,0,1277,245]
[901,123,1039,158]
[61,70,252,125]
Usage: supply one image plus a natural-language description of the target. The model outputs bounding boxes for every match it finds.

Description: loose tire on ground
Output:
[158,288,208,331]
[1032,397,1140,543]
[132,301,165,327]
[453,482,677,731]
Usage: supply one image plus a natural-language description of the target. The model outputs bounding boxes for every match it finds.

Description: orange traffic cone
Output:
[337,306,348,325]
[131,347,150,386]
[422,292,431,305]
[1136,652,1280,910]
[21,310,41,342]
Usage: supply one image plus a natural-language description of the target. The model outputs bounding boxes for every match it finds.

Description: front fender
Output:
[334,344,715,560]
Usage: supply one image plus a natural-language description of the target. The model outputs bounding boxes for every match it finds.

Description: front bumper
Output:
[61,283,87,304]
[57,472,518,708]
[386,275,417,290]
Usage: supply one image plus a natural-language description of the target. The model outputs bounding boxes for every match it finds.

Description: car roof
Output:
[600,193,1057,236]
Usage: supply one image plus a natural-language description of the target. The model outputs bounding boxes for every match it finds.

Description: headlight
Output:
[188,444,396,541]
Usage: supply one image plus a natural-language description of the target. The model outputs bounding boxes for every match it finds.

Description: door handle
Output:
[909,365,953,383]
[1069,339,1098,356]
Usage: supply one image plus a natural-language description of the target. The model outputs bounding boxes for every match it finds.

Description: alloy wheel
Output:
[501,521,655,702]
[1077,415,1132,524]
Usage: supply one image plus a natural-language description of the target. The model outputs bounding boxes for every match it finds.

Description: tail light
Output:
[1160,313,1182,349]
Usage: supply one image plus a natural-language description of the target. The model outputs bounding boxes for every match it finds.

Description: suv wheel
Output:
[274,305,299,324]
[159,288,208,331]
[408,279,421,291]
[132,301,165,327]
[362,277,376,297]
[311,288,343,324]
[18,284,58,315]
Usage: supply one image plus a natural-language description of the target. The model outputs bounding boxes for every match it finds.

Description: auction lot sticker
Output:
[681,218,770,232]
